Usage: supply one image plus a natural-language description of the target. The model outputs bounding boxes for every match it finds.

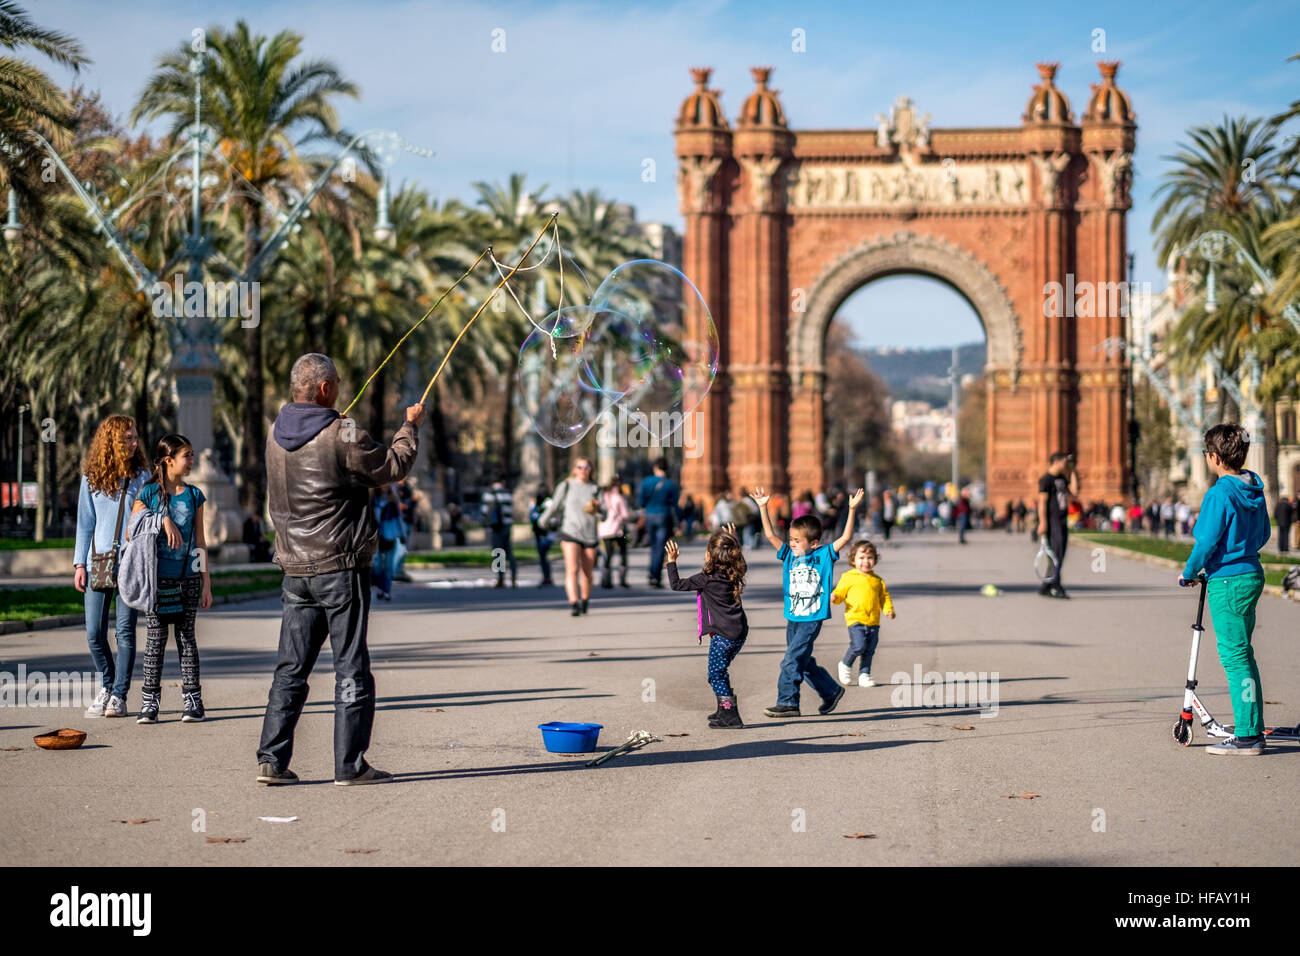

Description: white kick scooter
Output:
[1173,574,1300,746]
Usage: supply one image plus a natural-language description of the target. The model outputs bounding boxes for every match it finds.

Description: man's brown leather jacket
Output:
[266,403,418,576]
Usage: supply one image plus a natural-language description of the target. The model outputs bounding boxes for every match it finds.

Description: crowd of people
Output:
[67,350,1294,786]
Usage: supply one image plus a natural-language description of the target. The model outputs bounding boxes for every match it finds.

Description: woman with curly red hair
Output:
[73,415,151,719]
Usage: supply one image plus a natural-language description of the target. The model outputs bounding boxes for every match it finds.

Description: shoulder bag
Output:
[89,477,131,593]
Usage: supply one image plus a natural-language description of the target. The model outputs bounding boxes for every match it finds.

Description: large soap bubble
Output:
[516,305,616,448]
[587,260,718,442]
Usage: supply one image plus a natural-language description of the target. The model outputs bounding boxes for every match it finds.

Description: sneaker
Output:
[335,765,394,786]
[837,662,853,686]
[859,672,876,688]
[763,704,801,718]
[84,687,111,718]
[256,762,299,785]
[1206,735,1265,755]
[181,692,205,722]
[819,686,846,715]
[104,695,127,718]
[1050,585,1070,599]
[137,691,160,724]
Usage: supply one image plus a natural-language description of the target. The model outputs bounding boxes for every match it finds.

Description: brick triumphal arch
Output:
[674,62,1136,505]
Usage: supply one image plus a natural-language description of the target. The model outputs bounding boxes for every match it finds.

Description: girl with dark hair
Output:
[74,415,151,719]
[128,434,212,723]
[665,526,750,728]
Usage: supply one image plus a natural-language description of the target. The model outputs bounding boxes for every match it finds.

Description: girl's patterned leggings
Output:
[707,633,745,696]
[141,576,202,696]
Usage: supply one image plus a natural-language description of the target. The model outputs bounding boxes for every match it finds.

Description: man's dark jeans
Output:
[257,568,375,780]
[645,512,672,583]
[1047,523,1068,588]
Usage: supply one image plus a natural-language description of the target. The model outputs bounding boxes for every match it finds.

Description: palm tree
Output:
[0,1,87,211]
[1156,118,1297,501]
[132,20,359,515]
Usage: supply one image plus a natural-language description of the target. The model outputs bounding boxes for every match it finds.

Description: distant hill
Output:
[859,342,985,405]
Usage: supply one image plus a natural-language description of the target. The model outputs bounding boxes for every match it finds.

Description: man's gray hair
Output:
[290,353,339,401]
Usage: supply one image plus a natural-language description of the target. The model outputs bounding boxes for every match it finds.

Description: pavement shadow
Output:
[391,734,933,782]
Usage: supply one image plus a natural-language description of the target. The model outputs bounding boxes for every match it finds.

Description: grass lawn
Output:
[405,547,540,567]
[0,570,285,624]
[1076,532,1296,588]
[0,538,75,551]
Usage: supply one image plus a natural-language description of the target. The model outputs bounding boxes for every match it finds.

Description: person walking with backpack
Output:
[73,415,151,719]
[541,458,605,615]
[638,458,679,587]
[481,475,517,589]
[598,476,630,589]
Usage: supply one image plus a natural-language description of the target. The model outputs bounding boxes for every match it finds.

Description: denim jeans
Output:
[645,512,672,582]
[1206,571,1266,738]
[841,624,880,673]
[257,568,376,780]
[490,528,517,584]
[85,587,138,698]
[777,619,840,707]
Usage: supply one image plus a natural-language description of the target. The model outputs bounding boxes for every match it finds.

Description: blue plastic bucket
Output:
[538,721,603,753]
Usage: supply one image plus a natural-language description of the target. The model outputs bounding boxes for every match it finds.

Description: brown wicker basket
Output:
[33,729,87,750]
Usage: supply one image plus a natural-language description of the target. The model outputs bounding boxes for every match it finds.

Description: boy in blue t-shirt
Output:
[1177,424,1272,755]
[752,486,864,717]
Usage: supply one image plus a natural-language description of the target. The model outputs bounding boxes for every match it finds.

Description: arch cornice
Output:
[790,231,1025,390]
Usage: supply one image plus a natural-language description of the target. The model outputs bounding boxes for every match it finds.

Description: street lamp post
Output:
[13,43,431,546]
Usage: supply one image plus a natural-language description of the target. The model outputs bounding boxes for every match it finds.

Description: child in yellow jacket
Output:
[831,540,895,687]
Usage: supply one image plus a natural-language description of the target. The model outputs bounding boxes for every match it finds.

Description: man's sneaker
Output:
[256,762,299,785]
[84,688,111,718]
[137,691,160,724]
[104,695,127,718]
[335,765,394,786]
[763,704,801,718]
[837,662,853,686]
[181,692,205,722]
[819,686,846,715]
[1050,585,1070,599]
[859,672,876,688]
[1206,735,1265,755]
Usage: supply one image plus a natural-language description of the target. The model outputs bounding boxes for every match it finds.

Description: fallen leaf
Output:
[953,725,975,731]
[116,818,159,825]
[1007,792,1040,800]
[665,733,690,737]
[341,848,379,854]
[1264,700,1281,705]
[205,836,247,843]
[2,746,22,751]
[587,652,599,657]
[843,832,877,839]
[423,708,445,713]
[834,732,866,737]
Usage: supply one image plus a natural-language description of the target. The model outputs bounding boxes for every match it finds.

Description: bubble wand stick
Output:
[340,248,491,417]
[419,212,559,404]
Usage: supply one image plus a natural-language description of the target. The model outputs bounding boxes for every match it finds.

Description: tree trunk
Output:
[240,198,266,516]
[502,371,516,484]
[1264,397,1280,513]
[33,391,47,542]
[369,368,386,440]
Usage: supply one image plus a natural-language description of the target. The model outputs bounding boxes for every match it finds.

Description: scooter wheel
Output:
[1172,718,1191,746]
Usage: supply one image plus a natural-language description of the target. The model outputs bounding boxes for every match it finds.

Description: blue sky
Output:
[37,0,1300,349]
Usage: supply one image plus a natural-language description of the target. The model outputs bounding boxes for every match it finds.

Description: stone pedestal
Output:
[174,363,244,550]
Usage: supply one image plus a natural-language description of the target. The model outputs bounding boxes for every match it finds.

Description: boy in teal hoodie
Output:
[1178,424,1272,755]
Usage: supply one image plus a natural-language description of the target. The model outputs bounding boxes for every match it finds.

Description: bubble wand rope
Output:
[340,248,491,418]
[419,213,558,405]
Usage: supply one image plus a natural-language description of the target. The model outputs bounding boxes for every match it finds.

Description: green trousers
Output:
[1206,571,1265,738]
